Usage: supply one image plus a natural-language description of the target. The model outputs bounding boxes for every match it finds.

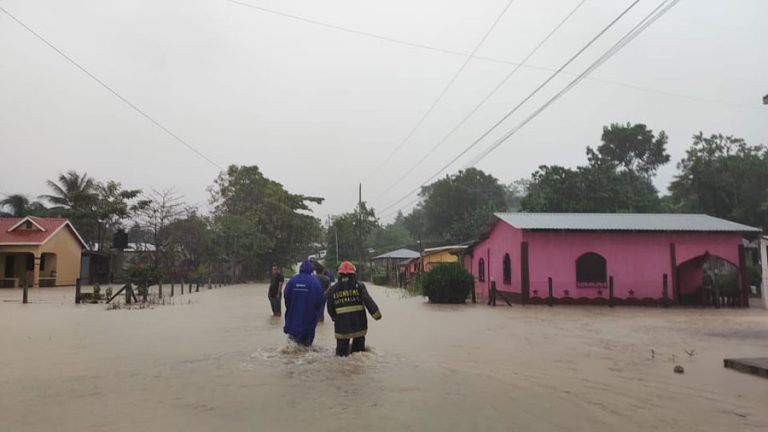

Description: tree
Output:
[522,162,662,213]
[93,181,148,250]
[0,194,48,217]
[325,201,378,267]
[504,179,529,212]
[165,211,217,280]
[134,189,186,279]
[591,122,670,176]
[40,172,146,248]
[522,123,668,213]
[211,165,324,280]
[41,170,97,212]
[416,168,507,243]
[668,133,768,228]
[369,213,413,255]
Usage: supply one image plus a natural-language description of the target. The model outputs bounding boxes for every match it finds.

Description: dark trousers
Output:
[336,336,365,357]
[269,296,281,316]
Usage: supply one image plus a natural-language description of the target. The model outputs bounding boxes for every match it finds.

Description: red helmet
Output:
[338,261,356,274]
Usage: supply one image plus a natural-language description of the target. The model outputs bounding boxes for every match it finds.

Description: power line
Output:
[227,1,756,113]
[466,0,680,167]
[372,0,587,203]
[0,6,224,171]
[376,0,643,215]
[379,197,420,221]
[363,0,518,182]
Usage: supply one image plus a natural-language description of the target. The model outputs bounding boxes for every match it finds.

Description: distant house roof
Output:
[423,245,468,255]
[493,213,761,233]
[0,216,88,249]
[372,248,420,260]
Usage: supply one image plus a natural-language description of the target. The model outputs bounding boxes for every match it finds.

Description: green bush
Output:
[422,263,474,304]
[372,273,390,286]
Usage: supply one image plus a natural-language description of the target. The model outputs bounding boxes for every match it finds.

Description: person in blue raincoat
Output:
[283,259,325,346]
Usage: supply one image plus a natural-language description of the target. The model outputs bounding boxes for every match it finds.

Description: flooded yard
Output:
[1,284,767,431]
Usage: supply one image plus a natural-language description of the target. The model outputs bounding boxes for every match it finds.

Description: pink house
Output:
[465,213,761,307]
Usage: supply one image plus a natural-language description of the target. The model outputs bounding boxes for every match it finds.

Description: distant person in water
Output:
[312,260,331,322]
[283,259,324,346]
[327,261,382,357]
[268,266,284,317]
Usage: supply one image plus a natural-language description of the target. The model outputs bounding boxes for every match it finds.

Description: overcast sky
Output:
[1,0,766,223]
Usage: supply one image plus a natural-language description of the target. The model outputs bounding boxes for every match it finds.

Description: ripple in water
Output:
[243,338,389,380]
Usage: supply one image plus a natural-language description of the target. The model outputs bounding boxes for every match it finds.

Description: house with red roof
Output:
[0,216,87,288]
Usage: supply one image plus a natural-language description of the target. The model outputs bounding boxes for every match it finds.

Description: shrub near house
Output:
[423,263,474,304]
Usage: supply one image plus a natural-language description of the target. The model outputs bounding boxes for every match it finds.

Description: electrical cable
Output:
[372,0,587,203]
[0,6,224,171]
[376,0,643,215]
[363,0,518,182]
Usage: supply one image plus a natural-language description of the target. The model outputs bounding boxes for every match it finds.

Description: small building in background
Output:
[466,213,761,307]
[0,216,88,287]
[421,245,468,272]
[372,248,420,285]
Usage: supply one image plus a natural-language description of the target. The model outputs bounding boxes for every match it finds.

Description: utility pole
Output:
[358,182,364,278]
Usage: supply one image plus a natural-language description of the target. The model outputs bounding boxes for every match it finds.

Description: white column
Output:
[761,237,768,310]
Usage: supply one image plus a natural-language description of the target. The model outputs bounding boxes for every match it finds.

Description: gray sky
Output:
[1,0,766,223]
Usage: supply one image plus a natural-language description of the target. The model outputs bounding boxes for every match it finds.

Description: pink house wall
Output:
[467,221,523,299]
[467,220,743,301]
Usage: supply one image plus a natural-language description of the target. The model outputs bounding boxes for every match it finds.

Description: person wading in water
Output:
[327,261,382,356]
[268,266,284,317]
[312,259,331,323]
[283,260,324,346]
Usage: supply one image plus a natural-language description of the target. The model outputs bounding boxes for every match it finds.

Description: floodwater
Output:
[1,284,767,431]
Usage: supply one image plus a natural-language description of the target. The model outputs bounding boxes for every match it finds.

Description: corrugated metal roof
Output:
[494,213,761,233]
[372,248,420,260]
[423,245,468,254]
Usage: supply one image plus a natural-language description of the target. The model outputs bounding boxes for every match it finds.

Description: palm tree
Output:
[0,194,48,217]
[40,171,97,212]
[1,194,30,217]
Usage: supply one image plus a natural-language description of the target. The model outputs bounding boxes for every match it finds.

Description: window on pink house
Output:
[478,258,485,282]
[576,252,607,287]
[502,254,511,284]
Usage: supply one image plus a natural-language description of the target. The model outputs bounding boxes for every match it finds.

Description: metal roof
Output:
[423,245,468,254]
[494,213,761,233]
[372,248,420,260]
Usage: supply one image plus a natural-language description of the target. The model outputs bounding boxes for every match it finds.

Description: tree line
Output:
[1,165,323,282]
[326,123,767,263]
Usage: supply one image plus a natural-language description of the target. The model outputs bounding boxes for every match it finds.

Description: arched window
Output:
[576,252,607,287]
[478,258,485,282]
[502,254,512,284]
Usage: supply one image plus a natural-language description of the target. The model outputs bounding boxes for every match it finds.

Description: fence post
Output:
[548,277,553,307]
[608,276,614,308]
[158,280,163,299]
[126,282,133,304]
[189,282,192,294]
[22,279,28,304]
[75,278,81,304]
[142,280,148,302]
[171,281,175,297]
[491,281,497,307]
[662,273,669,308]
[196,281,200,293]
[714,276,721,309]
[208,278,212,290]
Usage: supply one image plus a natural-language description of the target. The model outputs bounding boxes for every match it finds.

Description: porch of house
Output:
[0,251,59,288]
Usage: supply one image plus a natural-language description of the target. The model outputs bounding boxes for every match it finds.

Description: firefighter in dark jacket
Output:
[327,261,382,356]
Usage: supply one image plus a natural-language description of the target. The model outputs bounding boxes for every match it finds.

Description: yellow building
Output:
[0,216,87,287]
[421,245,467,272]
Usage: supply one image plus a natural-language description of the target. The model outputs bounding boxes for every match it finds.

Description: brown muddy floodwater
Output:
[1,284,767,431]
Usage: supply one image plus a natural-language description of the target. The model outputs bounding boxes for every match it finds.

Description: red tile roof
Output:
[0,216,87,248]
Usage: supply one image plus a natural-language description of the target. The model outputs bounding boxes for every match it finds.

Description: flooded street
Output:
[1,284,767,431]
